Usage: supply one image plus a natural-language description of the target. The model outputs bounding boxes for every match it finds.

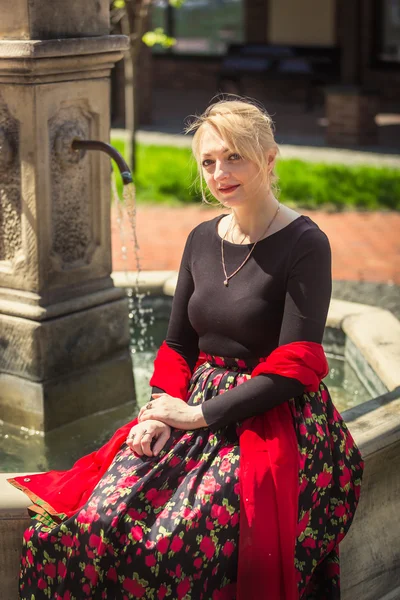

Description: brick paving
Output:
[111,205,400,284]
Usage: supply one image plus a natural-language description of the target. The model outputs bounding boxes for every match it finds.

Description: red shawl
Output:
[9,341,328,600]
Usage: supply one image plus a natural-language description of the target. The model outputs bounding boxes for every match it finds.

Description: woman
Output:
[10,99,363,599]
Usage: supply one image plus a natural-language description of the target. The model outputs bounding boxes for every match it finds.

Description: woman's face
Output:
[199,125,269,208]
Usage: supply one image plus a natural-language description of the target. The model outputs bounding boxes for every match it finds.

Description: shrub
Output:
[111,138,400,210]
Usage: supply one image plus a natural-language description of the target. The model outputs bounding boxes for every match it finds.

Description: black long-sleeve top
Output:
[154,214,332,428]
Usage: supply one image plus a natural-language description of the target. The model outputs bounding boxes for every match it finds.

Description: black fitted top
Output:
[155,214,332,428]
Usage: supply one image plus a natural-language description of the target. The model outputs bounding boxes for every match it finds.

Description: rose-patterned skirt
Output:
[18,356,363,600]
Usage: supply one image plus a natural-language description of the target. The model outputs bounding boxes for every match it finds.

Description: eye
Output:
[229,153,241,161]
[201,159,214,168]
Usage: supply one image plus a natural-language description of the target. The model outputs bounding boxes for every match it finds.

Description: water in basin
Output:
[0,296,372,473]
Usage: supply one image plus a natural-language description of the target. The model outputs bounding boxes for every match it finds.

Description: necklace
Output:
[221,203,281,287]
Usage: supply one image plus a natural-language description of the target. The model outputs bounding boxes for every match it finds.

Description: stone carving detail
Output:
[50,104,94,266]
[0,95,21,263]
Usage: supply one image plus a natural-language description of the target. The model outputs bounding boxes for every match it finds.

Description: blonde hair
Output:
[185,96,279,204]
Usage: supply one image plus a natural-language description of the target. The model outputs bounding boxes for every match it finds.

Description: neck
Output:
[230,193,280,243]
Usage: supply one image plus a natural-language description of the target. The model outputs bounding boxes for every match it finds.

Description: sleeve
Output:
[201,228,332,428]
[150,229,200,396]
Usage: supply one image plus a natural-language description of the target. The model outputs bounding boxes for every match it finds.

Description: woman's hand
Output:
[126,420,171,457]
[138,393,207,430]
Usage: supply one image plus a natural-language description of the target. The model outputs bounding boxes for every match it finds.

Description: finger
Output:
[127,427,146,455]
[151,393,163,398]
[138,401,157,422]
[130,437,143,456]
[138,406,146,420]
[126,431,136,449]
[141,433,154,457]
[140,411,161,423]
[138,406,150,422]
[153,429,170,456]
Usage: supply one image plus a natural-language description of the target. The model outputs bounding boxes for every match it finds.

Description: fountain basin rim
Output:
[111,269,400,395]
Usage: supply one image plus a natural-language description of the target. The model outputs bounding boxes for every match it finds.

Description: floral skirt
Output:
[18,356,363,600]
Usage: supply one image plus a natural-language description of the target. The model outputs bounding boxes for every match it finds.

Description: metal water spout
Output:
[52,123,133,184]
[71,139,133,185]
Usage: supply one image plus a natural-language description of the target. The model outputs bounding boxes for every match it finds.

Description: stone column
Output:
[0,1,135,431]
[325,0,379,147]
[325,86,379,147]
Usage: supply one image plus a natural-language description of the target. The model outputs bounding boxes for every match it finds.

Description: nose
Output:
[213,160,229,181]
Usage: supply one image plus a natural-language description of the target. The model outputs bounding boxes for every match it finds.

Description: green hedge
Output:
[277,159,400,210]
[111,139,400,210]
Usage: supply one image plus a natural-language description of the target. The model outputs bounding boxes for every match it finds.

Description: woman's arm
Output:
[149,229,200,397]
[200,227,332,428]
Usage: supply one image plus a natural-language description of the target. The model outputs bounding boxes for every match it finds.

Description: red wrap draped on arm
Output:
[251,341,329,391]
[149,341,206,400]
[237,341,328,600]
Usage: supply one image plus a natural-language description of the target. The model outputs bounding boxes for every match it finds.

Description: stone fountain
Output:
[0,0,135,431]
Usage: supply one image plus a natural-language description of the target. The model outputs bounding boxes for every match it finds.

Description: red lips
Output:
[218,185,240,193]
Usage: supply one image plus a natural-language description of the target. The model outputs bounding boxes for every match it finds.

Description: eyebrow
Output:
[201,148,231,157]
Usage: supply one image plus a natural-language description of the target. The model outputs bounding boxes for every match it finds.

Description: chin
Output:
[213,189,241,203]
[218,196,246,209]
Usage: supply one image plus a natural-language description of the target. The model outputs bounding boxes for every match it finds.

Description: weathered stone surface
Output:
[0,37,129,60]
[50,114,92,266]
[0,285,123,321]
[0,513,31,600]
[0,351,135,431]
[39,80,112,296]
[343,310,400,392]
[0,298,131,380]
[0,1,133,433]
[0,0,110,40]
[341,440,400,600]
[0,92,21,263]
[0,471,36,599]
[0,78,115,305]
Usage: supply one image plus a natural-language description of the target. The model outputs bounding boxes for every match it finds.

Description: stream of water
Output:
[112,176,154,352]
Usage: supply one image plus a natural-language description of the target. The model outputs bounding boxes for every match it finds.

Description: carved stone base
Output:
[0,351,135,431]
[0,296,132,380]
[0,297,136,431]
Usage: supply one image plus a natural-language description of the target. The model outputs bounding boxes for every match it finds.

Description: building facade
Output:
[112,0,400,145]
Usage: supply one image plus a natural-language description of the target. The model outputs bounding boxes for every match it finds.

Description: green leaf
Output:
[113,0,125,7]
[142,28,176,48]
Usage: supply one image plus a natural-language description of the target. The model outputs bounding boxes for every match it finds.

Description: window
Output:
[152,0,244,56]
[379,0,400,63]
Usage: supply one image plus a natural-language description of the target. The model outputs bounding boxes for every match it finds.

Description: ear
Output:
[267,148,277,173]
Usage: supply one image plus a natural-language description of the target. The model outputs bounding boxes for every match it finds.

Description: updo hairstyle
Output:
[185,97,279,204]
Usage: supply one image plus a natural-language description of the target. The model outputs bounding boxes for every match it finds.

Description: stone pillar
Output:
[325,86,379,147]
[0,1,135,431]
[245,0,269,43]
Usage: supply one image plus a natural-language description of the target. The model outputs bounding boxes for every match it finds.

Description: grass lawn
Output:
[111,138,400,211]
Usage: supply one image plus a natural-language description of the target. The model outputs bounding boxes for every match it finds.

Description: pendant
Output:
[224,279,229,287]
